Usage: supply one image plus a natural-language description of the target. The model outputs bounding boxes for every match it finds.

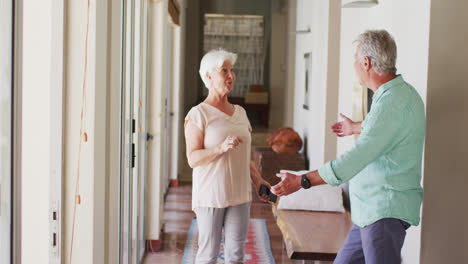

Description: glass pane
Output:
[0,0,13,263]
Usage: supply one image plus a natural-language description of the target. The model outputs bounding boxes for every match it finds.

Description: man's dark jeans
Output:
[334,218,411,264]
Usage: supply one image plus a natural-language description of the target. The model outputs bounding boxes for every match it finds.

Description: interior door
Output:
[137,0,149,260]
[120,0,135,262]
[0,1,13,263]
[120,0,148,263]
[131,0,148,262]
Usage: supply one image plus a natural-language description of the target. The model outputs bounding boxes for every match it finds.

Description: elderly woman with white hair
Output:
[184,48,270,264]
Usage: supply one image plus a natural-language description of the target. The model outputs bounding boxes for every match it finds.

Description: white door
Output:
[137,0,150,261]
[120,0,149,263]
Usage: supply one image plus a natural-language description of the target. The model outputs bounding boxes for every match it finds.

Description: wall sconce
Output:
[342,0,378,8]
[292,25,311,35]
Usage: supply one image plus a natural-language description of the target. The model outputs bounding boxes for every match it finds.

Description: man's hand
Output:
[331,113,359,137]
[270,172,302,196]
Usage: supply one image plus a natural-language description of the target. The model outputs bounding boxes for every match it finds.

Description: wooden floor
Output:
[143,182,332,264]
[143,128,331,263]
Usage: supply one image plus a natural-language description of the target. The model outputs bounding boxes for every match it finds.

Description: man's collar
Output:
[372,75,403,101]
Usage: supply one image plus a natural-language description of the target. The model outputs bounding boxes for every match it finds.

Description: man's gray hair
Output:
[355,30,397,75]
[199,48,237,89]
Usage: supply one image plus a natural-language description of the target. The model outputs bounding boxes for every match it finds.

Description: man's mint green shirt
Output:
[318,75,425,227]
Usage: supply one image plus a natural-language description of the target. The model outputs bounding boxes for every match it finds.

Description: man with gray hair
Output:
[271,30,425,263]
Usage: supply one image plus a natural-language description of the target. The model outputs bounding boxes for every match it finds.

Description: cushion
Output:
[277,170,345,213]
[266,127,303,154]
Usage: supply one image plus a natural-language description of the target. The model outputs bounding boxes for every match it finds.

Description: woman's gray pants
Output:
[194,202,251,264]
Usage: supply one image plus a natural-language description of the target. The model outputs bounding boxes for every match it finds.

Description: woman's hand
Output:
[219,135,243,153]
[250,162,271,203]
[331,113,361,137]
[255,180,272,203]
[185,120,237,168]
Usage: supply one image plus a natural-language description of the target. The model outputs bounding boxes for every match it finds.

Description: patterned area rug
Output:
[182,218,275,264]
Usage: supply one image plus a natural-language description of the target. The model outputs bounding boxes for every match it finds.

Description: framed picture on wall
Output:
[303,52,312,110]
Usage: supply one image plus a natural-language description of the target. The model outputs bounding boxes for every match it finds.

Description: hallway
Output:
[143,182,332,264]
[5,0,468,263]
[143,128,332,264]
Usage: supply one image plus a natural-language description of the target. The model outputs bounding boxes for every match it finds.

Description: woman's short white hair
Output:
[354,30,397,75]
[199,48,237,89]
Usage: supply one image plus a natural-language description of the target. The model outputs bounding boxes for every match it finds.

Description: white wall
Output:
[146,0,169,240]
[63,1,117,263]
[63,0,97,262]
[420,1,468,263]
[22,0,52,262]
[293,0,339,169]
[284,0,297,127]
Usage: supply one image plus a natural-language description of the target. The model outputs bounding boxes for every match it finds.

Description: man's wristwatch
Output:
[301,174,312,189]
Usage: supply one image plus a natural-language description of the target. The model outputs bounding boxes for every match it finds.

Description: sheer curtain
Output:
[203,14,265,97]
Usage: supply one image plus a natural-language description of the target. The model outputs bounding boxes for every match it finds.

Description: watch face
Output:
[301,174,311,189]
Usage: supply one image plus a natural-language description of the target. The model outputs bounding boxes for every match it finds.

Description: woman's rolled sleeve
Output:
[185,107,205,133]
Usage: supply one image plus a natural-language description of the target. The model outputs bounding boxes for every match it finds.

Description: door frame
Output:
[119,0,149,262]
[12,0,23,263]
[49,0,65,262]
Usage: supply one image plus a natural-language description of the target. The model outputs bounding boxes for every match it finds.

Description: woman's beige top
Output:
[185,103,252,210]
